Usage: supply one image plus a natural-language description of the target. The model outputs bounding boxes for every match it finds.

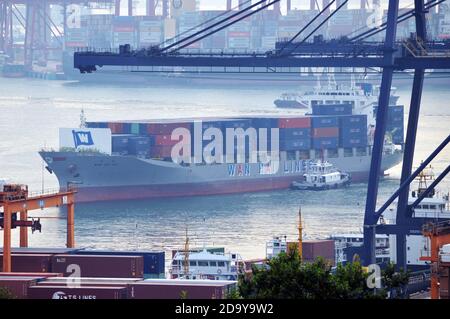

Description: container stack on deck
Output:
[86,108,403,162]
[387,105,405,145]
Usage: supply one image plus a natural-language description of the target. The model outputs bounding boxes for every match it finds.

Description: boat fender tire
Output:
[217,269,222,275]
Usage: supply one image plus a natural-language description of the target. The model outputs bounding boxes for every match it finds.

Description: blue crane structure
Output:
[73,0,450,270]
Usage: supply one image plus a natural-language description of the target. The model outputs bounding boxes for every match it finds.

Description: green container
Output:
[131,123,140,134]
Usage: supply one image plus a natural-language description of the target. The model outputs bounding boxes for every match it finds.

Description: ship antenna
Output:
[184,225,190,279]
[80,108,87,128]
[298,207,303,261]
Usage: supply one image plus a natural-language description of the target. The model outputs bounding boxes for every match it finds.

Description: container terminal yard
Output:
[0,0,450,304]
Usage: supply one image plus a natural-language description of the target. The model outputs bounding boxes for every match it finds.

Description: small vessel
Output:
[170,249,242,281]
[330,165,450,269]
[291,160,351,190]
[274,93,308,109]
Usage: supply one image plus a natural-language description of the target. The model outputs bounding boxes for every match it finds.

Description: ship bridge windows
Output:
[344,148,353,157]
[314,149,323,159]
[218,261,225,267]
[198,261,209,267]
[287,151,296,160]
[328,149,338,158]
[356,147,367,156]
[209,261,217,267]
[190,261,197,267]
[298,151,310,160]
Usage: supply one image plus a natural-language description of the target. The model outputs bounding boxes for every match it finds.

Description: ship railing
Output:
[26,186,77,198]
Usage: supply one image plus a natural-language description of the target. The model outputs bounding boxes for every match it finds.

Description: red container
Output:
[312,127,339,138]
[303,240,335,266]
[108,122,124,134]
[150,145,174,158]
[36,277,142,287]
[0,254,52,273]
[28,285,128,299]
[0,272,63,278]
[440,274,449,299]
[154,134,179,146]
[278,117,311,129]
[0,277,38,299]
[51,255,144,278]
[287,240,335,266]
[128,282,231,299]
[146,122,192,135]
[0,247,80,255]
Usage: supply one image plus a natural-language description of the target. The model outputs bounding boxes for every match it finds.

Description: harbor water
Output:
[0,75,449,260]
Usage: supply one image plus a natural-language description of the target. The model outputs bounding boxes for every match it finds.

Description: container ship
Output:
[39,101,404,203]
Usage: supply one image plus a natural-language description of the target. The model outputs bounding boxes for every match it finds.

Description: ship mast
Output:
[184,225,190,279]
[79,108,87,128]
[298,207,303,260]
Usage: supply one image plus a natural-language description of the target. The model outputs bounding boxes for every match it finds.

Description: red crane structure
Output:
[0,183,76,272]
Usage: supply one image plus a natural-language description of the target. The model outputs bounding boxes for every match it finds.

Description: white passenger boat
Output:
[170,249,242,281]
[291,160,351,190]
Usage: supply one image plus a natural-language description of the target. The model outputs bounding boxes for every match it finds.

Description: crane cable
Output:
[160,0,272,53]
[159,0,254,47]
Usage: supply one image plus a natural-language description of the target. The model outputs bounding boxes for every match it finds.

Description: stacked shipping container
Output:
[311,116,339,149]
[387,105,404,145]
[278,117,311,151]
[88,113,373,161]
[339,115,368,148]
[1,248,165,279]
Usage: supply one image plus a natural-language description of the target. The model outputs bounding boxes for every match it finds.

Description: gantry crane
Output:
[420,220,450,299]
[73,0,450,270]
[0,183,76,272]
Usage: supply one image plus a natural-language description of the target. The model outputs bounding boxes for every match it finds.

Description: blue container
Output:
[388,115,403,125]
[280,138,311,151]
[391,128,404,144]
[128,136,151,155]
[312,137,339,149]
[280,128,311,139]
[86,122,108,128]
[339,114,367,128]
[222,119,252,129]
[112,135,130,153]
[201,121,223,131]
[122,123,132,134]
[341,136,368,148]
[357,82,374,95]
[311,116,339,128]
[75,250,165,275]
[387,121,403,132]
[139,123,148,135]
[250,117,278,128]
[388,105,404,115]
[312,103,353,116]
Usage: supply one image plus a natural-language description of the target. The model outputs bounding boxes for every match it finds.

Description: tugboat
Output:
[291,160,351,190]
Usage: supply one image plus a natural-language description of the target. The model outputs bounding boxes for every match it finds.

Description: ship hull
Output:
[40,150,403,203]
